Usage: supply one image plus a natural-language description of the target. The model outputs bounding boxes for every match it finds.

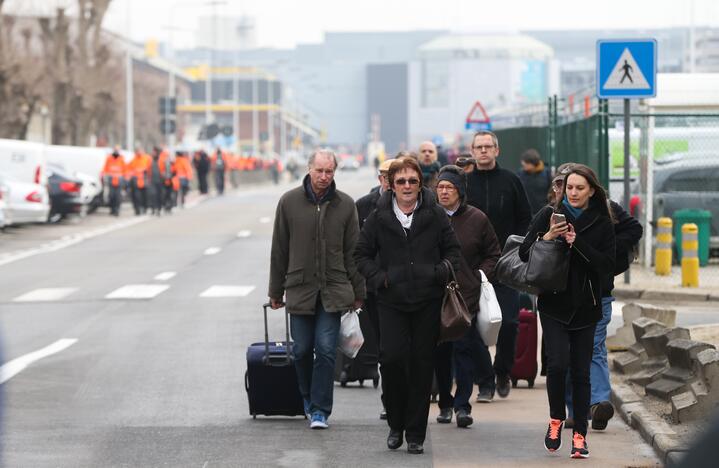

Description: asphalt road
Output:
[0,167,685,467]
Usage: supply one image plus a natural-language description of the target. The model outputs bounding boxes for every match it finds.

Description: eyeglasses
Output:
[394,178,420,186]
[552,179,564,191]
[472,145,496,151]
[436,184,457,192]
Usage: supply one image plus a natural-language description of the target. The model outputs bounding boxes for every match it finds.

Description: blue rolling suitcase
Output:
[245,303,305,419]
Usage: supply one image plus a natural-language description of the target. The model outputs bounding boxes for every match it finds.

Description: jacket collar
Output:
[302,174,336,204]
[560,198,601,233]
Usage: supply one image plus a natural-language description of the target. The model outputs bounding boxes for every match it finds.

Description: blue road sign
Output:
[465,121,492,131]
[597,39,657,99]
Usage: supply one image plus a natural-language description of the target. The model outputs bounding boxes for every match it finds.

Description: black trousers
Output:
[475,283,519,390]
[540,313,596,436]
[379,298,441,444]
[150,183,163,213]
[197,172,208,194]
[434,341,454,410]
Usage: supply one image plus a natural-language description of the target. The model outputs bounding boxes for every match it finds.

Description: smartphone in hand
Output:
[551,213,566,225]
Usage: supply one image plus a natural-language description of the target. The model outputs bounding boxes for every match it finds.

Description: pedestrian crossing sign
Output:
[596,39,657,99]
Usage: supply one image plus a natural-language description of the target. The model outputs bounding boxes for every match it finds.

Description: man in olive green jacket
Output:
[269,149,365,430]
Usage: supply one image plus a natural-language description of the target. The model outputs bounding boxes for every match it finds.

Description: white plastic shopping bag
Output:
[477,270,503,347]
[338,309,365,358]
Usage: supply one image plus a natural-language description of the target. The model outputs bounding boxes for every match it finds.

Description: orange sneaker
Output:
[570,432,589,458]
[544,418,563,452]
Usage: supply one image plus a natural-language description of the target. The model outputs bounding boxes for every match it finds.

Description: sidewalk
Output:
[613,262,719,302]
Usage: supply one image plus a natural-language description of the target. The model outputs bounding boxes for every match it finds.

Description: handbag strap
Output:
[442,258,458,283]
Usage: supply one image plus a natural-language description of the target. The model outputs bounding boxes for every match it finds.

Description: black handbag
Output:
[494,235,540,295]
[438,259,472,343]
[525,238,571,293]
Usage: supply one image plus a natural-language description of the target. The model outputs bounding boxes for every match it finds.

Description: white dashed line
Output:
[105,284,170,299]
[13,288,78,302]
[237,230,252,238]
[199,285,256,298]
[259,217,271,224]
[204,247,221,255]
[0,338,78,384]
[0,217,148,268]
[154,272,177,281]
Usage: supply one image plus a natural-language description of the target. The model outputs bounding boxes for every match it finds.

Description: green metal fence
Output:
[493,96,610,188]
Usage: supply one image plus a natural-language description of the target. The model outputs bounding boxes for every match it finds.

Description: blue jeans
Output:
[290,296,341,418]
[566,296,613,417]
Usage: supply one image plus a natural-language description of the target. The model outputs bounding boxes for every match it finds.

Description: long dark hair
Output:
[554,164,613,222]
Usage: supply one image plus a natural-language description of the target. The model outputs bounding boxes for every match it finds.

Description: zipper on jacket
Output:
[574,245,590,262]
[588,278,597,306]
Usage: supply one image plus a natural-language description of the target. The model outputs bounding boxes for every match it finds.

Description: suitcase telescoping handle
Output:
[262,302,292,366]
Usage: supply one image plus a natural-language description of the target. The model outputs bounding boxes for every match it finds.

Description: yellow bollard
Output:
[655,217,672,275]
[681,223,699,287]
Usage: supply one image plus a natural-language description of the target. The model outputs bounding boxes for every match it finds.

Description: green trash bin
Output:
[674,209,712,266]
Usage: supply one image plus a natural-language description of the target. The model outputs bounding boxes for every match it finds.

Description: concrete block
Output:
[629,367,666,387]
[632,317,665,342]
[611,382,643,407]
[608,302,677,351]
[620,401,645,425]
[624,302,677,327]
[666,339,715,370]
[653,433,686,460]
[632,408,676,445]
[646,378,687,400]
[696,348,719,390]
[671,391,699,423]
[613,352,644,374]
[641,328,691,358]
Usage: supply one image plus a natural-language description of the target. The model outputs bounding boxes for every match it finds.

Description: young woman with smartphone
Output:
[518,164,615,459]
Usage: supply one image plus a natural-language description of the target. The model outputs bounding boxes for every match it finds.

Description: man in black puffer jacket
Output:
[465,131,532,401]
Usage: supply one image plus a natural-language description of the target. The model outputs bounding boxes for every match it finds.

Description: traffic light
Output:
[159,96,177,115]
[160,119,176,135]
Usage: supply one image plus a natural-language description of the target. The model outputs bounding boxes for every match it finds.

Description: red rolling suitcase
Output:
[510,308,538,388]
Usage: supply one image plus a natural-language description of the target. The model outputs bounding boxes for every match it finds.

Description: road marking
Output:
[259,217,271,224]
[0,217,148,268]
[237,230,252,238]
[105,284,170,300]
[154,272,177,281]
[0,338,78,384]
[13,288,78,302]
[204,247,221,255]
[199,285,256,298]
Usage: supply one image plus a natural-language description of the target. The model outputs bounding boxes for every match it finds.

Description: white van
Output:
[0,139,46,185]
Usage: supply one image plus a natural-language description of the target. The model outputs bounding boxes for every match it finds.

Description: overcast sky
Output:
[8,0,719,50]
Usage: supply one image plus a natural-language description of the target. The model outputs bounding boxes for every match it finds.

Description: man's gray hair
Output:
[308,148,338,169]
[472,131,499,149]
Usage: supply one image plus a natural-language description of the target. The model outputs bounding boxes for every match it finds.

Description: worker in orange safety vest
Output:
[174,151,194,207]
[102,146,127,216]
[128,147,151,215]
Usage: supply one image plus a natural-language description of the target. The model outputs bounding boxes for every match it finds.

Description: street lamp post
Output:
[125,0,134,150]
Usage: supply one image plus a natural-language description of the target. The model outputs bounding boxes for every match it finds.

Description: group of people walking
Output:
[268,131,642,459]
[100,146,232,216]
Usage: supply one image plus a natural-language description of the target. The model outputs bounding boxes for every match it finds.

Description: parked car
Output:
[46,163,86,220]
[338,153,360,171]
[0,175,51,225]
[0,182,7,230]
[645,159,719,254]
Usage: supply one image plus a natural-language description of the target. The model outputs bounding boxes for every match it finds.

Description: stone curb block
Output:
[642,290,710,302]
[709,294,719,302]
[614,288,643,299]
[612,384,685,465]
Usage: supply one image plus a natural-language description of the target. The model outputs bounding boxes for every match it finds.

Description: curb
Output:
[611,382,689,466]
[614,288,719,302]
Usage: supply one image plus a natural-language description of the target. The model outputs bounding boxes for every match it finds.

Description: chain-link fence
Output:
[492,91,719,287]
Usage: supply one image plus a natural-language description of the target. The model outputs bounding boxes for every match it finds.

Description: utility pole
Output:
[125,0,134,150]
